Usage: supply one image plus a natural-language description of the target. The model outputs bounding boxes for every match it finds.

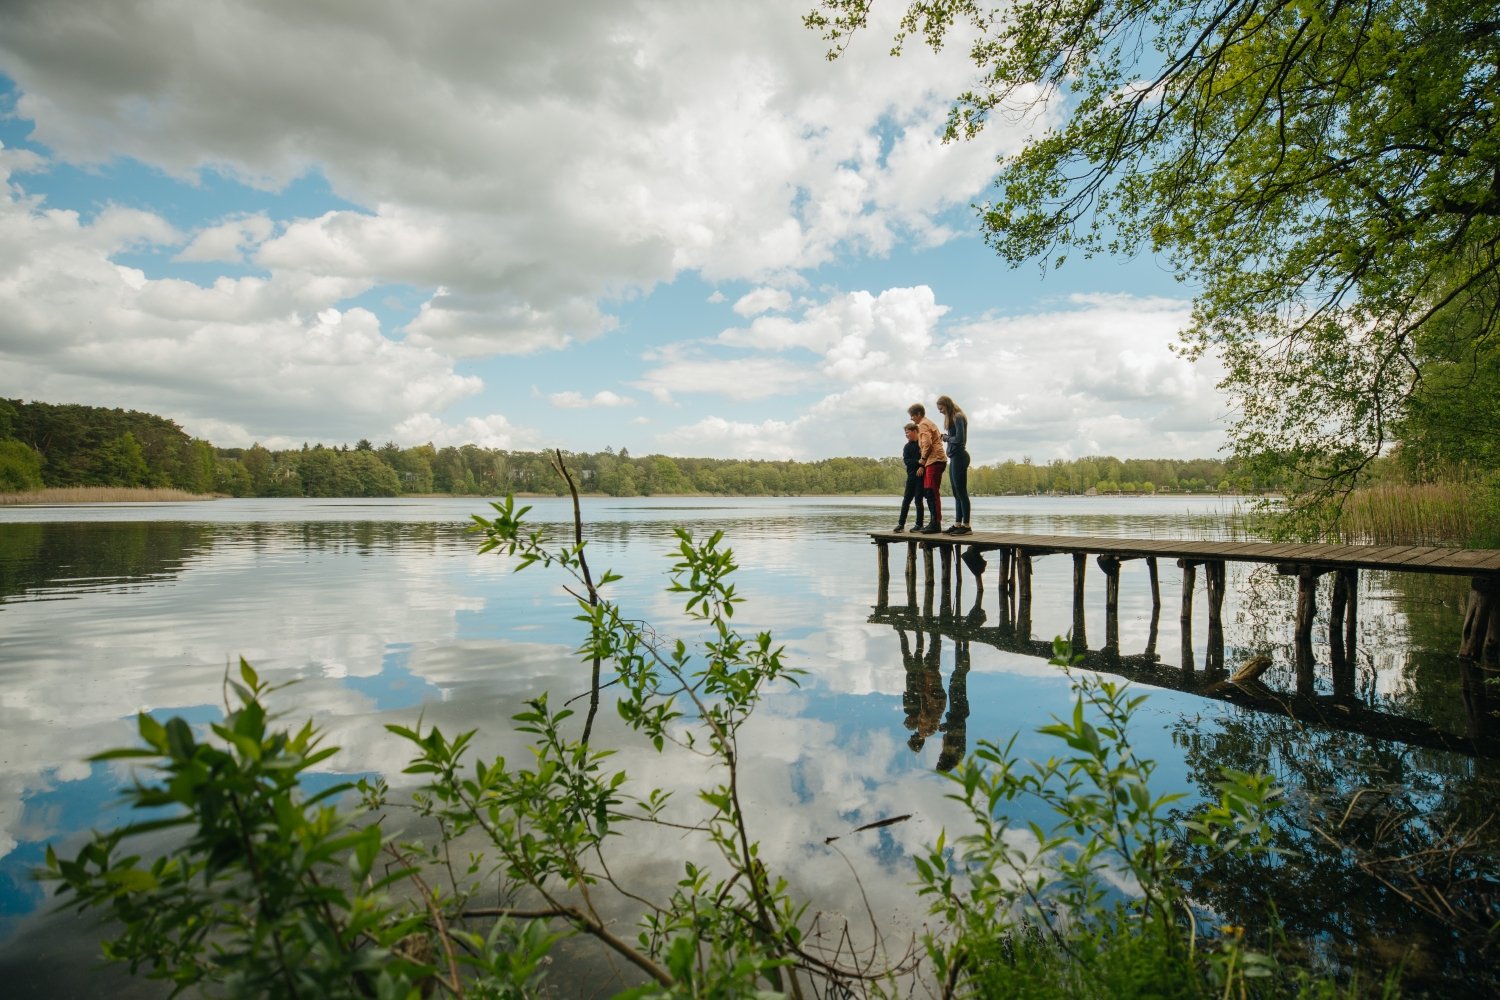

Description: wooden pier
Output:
[869,529,1500,666]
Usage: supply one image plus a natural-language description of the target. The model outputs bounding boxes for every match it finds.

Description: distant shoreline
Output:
[2,487,1262,506]
[0,486,222,505]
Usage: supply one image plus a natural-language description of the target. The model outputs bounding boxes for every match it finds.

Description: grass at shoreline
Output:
[0,486,221,505]
[1336,481,1493,547]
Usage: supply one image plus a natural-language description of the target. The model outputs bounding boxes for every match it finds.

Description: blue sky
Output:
[0,0,1224,462]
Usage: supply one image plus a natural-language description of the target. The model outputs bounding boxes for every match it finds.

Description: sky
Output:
[0,0,1229,463]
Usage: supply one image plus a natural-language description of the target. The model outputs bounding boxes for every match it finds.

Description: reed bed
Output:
[1336,482,1479,547]
[0,486,217,505]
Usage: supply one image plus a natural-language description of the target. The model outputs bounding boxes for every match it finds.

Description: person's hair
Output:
[935,394,966,431]
[903,421,918,432]
[907,403,925,418]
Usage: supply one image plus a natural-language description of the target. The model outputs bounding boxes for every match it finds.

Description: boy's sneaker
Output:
[918,523,941,534]
[893,524,906,532]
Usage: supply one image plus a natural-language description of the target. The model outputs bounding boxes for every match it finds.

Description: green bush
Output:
[0,438,44,491]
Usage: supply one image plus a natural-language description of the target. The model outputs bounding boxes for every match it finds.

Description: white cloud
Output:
[391,412,542,451]
[648,286,1221,461]
[175,213,274,263]
[732,286,792,317]
[549,389,635,409]
[632,351,818,404]
[0,160,481,446]
[0,2,1226,461]
[0,1,1019,357]
[660,415,804,460]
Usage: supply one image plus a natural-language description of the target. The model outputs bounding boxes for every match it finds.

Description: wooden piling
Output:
[1331,570,1356,699]
[1205,560,1226,673]
[1295,635,1316,696]
[1461,576,1496,660]
[1017,550,1033,640]
[1099,555,1121,652]
[922,544,934,606]
[940,545,953,614]
[905,541,917,606]
[1071,553,1088,649]
[1179,559,1197,671]
[1330,569,1350,667]
[1295,568,1319,644]
[876,540,890,607]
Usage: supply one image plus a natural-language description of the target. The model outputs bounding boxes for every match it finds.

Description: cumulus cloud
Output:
[660,415,804,461]
[391,411,542,451]
[0,1,1018,355]
[0,158,482,446]
[549,389,635,409]
[645,286,1221,461]
[175,213,274,263]
[0,2,1226,461]
[732,286,792,317]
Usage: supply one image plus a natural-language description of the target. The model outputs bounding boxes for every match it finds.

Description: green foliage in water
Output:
[41,499,1389,998]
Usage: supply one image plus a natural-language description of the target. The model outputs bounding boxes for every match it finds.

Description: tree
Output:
[91,432,150,487]
[1392,268,1500,478]
[0,439,44,491]
[807,0,1500,518]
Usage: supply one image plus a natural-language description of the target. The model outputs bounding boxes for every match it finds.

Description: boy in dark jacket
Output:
[895,422,924,531]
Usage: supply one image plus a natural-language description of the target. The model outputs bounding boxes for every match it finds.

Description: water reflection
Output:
[0,496,1495,996]
[1173,706,1500,994]
[892,600,982,772]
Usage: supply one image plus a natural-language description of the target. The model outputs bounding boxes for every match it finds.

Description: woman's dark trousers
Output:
[949,451,970,524]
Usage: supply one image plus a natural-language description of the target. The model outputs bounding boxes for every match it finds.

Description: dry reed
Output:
[1336,482,1476,546]
[0,486,218,505]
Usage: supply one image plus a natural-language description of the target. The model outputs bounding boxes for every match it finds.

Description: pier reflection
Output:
[894,602,978,772]
[869,594,1500,761]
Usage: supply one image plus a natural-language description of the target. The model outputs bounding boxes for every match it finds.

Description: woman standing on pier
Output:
[937,394,971,535]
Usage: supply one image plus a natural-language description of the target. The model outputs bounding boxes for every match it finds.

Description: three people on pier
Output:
[899,397,972,535]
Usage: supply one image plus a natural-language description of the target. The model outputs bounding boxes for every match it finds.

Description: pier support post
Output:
[1460,575,1497,661]
[1205,560,1226,673]
[905,541,917,606]
[1331,568,1356,700]
[1179,559,1197,671]
[1072,553,1088,650]
[1016,551,1033,641]
[1295,634,1317,696]
[922,544,935,615]
[1098,555,1121,652]
[940,545,954,615]
[876,540,890,607]
[1460,658,1494,741]
[1147,557,1161,613]
[1330,568,1358,672]
[1295,568,1320,645]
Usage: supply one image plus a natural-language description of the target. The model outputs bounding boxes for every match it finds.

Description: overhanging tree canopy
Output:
[807,0,1500,508]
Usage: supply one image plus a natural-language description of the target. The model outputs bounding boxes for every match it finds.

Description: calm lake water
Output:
[0,495,1494,996]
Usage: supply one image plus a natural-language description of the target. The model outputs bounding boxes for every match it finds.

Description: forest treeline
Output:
[0,398,1268,498]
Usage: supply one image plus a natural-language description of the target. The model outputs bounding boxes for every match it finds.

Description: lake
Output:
[0,495,1494,995]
